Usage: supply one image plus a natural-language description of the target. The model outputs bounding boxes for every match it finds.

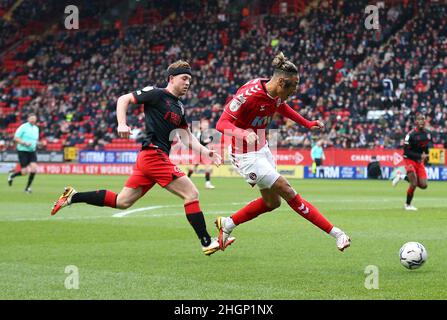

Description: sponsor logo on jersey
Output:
[251,116,272,127]
[164,111,182,126]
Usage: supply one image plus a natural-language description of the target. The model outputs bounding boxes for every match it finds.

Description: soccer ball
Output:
[399,242,427,270]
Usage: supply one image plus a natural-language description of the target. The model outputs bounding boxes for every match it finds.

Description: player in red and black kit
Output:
[214,52,351,252]
[187,121,216,189]
[50,60,234,256]
[392,114,432,211]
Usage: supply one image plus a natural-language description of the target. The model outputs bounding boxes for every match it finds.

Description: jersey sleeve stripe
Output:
[223,110,238,119]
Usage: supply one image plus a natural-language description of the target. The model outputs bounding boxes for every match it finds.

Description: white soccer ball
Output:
[399,242,428,270]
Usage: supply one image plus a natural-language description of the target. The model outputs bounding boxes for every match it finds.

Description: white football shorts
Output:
[229,144,280,189]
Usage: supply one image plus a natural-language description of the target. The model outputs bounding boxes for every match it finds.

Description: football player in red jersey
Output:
[50,60,234,256]
[392,114,432,211]
[215,52,351,252]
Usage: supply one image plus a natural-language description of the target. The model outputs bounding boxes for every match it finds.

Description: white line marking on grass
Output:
[112,202,248,218]
[113,205,177,218]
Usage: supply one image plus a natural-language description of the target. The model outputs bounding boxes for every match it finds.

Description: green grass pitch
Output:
[1,174,446,299]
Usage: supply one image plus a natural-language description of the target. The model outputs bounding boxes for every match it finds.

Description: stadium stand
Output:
[0,0,445,152]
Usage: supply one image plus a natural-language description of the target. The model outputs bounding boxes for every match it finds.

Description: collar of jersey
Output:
[163,88,180,100]
[260,79,276,100]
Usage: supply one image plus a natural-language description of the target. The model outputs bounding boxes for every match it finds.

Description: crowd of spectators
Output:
[0,0,445,152]
[0,0,18,51]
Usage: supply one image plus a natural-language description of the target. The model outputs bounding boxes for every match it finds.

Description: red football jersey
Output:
[224,78,285,129]
[223,78,285,152]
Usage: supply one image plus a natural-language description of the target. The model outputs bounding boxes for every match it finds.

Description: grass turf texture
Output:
[1,174,446,299]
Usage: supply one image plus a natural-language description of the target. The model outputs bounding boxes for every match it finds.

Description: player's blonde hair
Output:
[272,52,298,75]
[167,60,191,71]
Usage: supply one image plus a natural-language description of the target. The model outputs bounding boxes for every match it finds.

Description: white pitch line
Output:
[113,202,249,218]
[112,205,179,218]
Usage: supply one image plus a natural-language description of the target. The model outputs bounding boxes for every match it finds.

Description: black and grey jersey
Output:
[132,86,188,154]
[403,128,432,162]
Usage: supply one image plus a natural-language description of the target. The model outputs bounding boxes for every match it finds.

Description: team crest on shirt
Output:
[276,98,282,107]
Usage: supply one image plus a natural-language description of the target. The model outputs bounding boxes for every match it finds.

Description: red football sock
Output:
[287,194,333,233]
[231,198,273,225]
[104,190,117,208]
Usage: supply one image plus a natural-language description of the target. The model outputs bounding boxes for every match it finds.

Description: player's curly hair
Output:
[272,52,298,75]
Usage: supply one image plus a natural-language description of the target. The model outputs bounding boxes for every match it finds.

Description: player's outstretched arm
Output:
[116,93,134,138]
[216,111,257,141]
[185,128,222,166]
[277,103,324,131]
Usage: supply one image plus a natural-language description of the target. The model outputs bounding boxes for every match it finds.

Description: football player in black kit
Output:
[392,114,432,211]
[51,60,234,255]
[188,121,216,189]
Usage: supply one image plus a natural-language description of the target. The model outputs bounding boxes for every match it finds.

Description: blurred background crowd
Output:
[0,0,445,152]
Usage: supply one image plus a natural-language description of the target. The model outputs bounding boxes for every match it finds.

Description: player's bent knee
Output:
[181,186,199,202]
[265,200,281,210]
[185,189,199,202]
[116,196,135,209]
[280,185,296,200]
[116,201,133,209]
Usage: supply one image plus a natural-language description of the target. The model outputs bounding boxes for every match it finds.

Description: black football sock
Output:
[205,172,210,182]
[11,171,22,178]
[25,173,35,189]
[406,186,415,205]
[71,190,117,208]
[184,201,211,247]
